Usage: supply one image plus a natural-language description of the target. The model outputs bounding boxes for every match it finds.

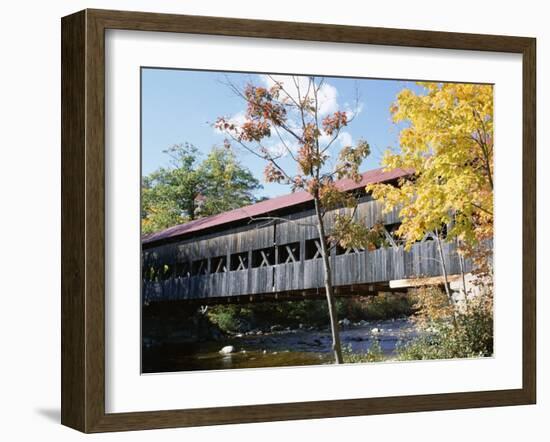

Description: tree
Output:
[216,76,373,363]
[367,82,494,307]
[142,143,262,234]
[142,143,201,234]
[197,146,263,217]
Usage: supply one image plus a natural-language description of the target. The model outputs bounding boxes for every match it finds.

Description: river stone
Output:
[371,328,380,334]
[219,345,235,355]
[339,318,352,328]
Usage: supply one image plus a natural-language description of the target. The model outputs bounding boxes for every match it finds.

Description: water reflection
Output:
[142,318,419,373]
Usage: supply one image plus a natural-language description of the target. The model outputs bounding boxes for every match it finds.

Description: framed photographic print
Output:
[61,9,536,433]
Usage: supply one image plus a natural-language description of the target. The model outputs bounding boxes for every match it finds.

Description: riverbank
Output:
[142,317,420,373]
[205,294,415,334]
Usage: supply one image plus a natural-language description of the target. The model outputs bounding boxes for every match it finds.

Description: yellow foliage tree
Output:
[367,82,493,250]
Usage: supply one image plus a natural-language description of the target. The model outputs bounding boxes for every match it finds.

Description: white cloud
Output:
[318,130,354,151]
[212,111,246,135]
[216,77,358,160]
[344,101,364,120]
[337,131,353,147]
[261,75,339,117]
[316,82,339,116]
[267,140,296,158]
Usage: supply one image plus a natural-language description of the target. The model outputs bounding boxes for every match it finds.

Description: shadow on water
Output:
[142,318,419,373]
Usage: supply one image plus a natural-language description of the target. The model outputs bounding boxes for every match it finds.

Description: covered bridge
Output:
[142,167,472,305]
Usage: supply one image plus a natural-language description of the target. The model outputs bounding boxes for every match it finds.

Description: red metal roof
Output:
[142,167,410,245]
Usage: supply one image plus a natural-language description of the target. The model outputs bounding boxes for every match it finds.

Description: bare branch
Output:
[320,126,345,154]
[245,215,318,228]
[223,131,293,183]
[267,74,300,109]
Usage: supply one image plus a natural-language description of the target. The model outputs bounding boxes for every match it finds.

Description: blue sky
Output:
[141,68,420,198]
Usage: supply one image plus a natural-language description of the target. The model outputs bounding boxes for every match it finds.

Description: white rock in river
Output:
[219,345,235,355]
[339,318,352,327]
[371,328,380,334]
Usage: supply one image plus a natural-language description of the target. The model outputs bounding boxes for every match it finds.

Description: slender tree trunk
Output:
[434,230,458,330]
[313,197,343,364]
[456,238,469,310]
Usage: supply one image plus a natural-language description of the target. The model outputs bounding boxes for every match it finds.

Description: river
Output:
[142,317,420,373]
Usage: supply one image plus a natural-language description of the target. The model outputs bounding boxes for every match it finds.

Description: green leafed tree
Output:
[142,143,262,234]
[197,145,264,217]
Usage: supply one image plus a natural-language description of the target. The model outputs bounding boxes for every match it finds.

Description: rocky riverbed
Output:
[142,317,420,373]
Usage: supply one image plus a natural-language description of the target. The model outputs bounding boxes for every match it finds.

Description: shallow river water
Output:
[142,318,420,373]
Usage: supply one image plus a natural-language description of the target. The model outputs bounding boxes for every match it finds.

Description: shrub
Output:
[342,339,385,363]
[365,293,416,320]
[206,299,334,333]
[207,294,416,334]
[335,294,415,321]
[206,305,249,333]
[397,283,493,361]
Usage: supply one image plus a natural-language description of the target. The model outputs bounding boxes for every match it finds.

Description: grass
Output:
[342,339,385,363]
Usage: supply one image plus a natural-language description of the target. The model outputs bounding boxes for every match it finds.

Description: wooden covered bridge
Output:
[142,168,473,305]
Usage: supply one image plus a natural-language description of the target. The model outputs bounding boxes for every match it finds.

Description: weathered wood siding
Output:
[143,240,476,302]
[143,198,400,268]
[142,197,483,303]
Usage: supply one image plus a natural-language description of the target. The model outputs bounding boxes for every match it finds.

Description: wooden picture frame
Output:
[61,8,536,433]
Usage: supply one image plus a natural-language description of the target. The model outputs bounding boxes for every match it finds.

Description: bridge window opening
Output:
[305,239,323,260]
[160,264,173,280]
[150,264,170,281]
[377,222,401,249]
[419,231,434,242]
[252,247,275,268]
[335,244,365,256]
[191,259,208,276]
[143,265,156,281]
[152,266,161,281]
[385,222,401,236]
[335,244,350,255]
[211,256,227,273]
[418,224,447,244]
[175,261,190,278]
[230,252,249,271]
[278,242,300,264]
[145,268,153,281]
[142,266,148,281]
[148,266,157,281]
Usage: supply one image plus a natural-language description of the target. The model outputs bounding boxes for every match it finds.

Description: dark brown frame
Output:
[61,8,536,433]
